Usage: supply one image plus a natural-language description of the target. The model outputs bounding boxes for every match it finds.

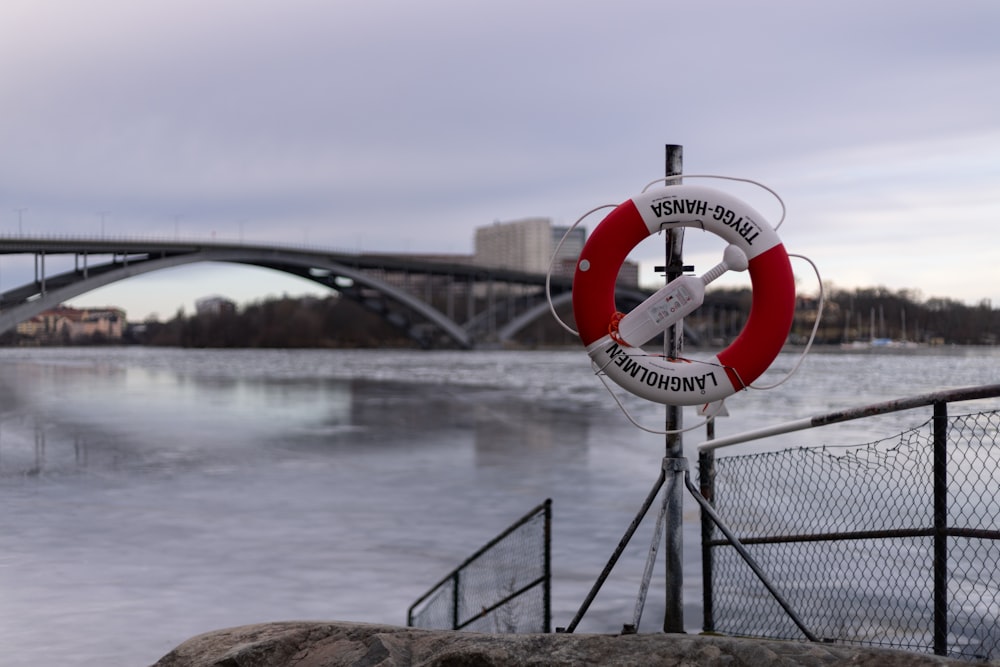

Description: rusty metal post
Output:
[663,144,686,633]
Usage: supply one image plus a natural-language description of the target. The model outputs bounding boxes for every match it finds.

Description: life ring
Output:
[572,184,795,406]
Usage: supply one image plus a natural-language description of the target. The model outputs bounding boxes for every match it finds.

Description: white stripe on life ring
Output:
[572,184,795,406]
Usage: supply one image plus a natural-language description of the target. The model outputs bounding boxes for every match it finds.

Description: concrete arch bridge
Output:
[0,237,696,349]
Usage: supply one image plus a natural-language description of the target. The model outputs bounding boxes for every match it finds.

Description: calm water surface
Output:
[1,346,997,666]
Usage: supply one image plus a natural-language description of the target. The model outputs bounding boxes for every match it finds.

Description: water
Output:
[0,346,997,666]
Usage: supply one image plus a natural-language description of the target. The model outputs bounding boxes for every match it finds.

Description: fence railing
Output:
[407,499,551,633]
[697,384,1000,661]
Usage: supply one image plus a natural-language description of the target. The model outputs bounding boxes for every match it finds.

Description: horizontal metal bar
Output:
[697,417,814,452]
[707,526,1000,547]
[698,384,1000,452]
[947,527,1000,540]
[455,576,547,631]
[408,499,550,619]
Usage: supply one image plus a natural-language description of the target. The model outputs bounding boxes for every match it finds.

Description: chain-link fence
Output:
[408,499,551,633]
[700,387,1000,661]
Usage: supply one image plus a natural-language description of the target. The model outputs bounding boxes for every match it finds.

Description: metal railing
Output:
[696,384,1000,661]
[407,499,551,633]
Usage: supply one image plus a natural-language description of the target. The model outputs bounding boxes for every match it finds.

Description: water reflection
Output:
[2,347,999,666]
[473,400,590,470]
[0,366,356,477]
[0,365,596,479]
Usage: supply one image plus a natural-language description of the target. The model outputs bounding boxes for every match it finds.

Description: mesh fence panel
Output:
[704,411,1000,661]
[409,580,455,630]
[409,500,550,633]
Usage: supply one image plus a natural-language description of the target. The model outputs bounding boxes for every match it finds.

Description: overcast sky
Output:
[1,0,998,321]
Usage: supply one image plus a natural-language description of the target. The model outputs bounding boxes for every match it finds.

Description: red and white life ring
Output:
[572,184,795,406]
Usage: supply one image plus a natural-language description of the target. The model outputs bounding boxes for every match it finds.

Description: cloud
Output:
[1,0,998,318]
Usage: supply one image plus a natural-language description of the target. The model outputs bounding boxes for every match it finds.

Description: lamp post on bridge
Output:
[15,208,27,235]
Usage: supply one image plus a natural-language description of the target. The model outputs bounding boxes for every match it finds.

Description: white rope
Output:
[749,252,824,390]
[545,204,616,336]
[641,173,788,230]
[592,360,727,435]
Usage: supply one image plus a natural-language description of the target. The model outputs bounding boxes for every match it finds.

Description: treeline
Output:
[5,285,997,349]
[137,295,416,348]
[142,286,995,349]
[783,286,997,346]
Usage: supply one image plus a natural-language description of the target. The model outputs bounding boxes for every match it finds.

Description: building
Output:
[616,261,639,287]
[77,307,126,339]
[195,295,237,316]
[550,224,586,278]
[474,217,638,286]
[16,306,126,342]
[474,217,553,274]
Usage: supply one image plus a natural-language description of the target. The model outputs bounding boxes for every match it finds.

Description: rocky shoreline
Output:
[151,621,987,666]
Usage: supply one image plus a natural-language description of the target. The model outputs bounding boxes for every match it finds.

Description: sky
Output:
[1,0,998,321]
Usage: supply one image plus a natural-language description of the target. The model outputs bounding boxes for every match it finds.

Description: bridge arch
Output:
[3,238,699,349]
[0,246,473,348]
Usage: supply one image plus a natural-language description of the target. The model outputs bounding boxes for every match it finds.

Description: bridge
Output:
[0,236,672,349]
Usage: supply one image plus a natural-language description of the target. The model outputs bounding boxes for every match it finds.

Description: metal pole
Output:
[684,470,820,642]
[663,144,686,633]
[699,447,716,632]
[452,571,461,630]
[629,457,673,633]
[559,466,667,633]
[932,401,948,656]
[543,498,552,634]
[701,410,717,632]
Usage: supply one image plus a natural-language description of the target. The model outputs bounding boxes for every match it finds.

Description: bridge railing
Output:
[0,231,362,255]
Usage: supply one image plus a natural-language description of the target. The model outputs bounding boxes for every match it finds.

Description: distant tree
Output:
[3,285,998,348]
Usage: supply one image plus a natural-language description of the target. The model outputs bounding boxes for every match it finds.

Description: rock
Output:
[151,621,985,667]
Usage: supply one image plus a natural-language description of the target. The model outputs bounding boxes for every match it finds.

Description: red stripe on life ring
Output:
[717,244,795,389]
[572,200,649,345]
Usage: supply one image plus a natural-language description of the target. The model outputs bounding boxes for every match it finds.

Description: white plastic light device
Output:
[614,244,749,348]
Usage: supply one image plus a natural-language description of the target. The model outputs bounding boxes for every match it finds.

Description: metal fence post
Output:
[452,571,460,630]
[699,446,716,633]
[933,400,948,656]
[543,498,552,633]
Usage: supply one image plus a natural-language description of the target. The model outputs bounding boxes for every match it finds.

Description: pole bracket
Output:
[663,457,689,473]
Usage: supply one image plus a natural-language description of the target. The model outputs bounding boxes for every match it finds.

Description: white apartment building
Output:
[474,217,637,285]
[474,217,553,274]
[550,224,586,278]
